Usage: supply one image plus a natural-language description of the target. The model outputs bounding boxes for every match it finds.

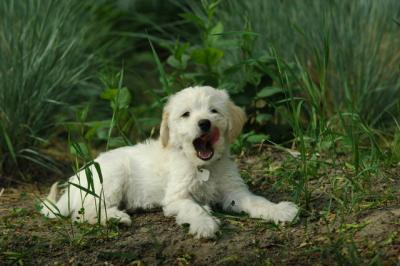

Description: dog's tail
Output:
[47,181,59,203]
[40,182,60,218]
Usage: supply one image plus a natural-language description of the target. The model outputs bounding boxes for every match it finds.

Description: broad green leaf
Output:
[246,134,269,144]
[113,87,131,109]
[257,87,283,98]
[191,47,224,66]
[101,88,131,109]
[256,113,273,124]
[167,54,189,70]
[100,88,118,100]
[208,21,223,46]
[167,55,181,69]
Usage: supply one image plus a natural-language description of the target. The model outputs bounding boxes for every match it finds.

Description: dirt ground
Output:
[1,151,399,265]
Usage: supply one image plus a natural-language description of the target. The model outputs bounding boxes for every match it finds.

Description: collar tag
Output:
[197,167,210,182]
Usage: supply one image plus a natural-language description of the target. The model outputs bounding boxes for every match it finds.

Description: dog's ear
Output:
[227,100,247,143]
[160,110,169,147]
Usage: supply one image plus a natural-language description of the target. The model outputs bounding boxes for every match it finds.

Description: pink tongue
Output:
[210,128,220,144]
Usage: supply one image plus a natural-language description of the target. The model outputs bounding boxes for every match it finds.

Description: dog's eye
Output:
[181,111,190,118]
[211,109,219,114]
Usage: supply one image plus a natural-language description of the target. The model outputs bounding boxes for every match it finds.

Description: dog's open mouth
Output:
[193,128,220,161]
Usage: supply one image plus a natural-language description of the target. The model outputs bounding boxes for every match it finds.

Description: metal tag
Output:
[197,167,210,182]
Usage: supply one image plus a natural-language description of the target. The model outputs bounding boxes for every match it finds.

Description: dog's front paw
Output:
[189,216,220,238]
[272,201,298,223]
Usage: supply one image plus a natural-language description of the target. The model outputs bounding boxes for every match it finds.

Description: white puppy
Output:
[41,86,298,238]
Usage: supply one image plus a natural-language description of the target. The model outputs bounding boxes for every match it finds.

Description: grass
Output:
[0,148,398,265]
[214,0,400,126]
[37,71,131,244]
[0,1,399,265]
[0,0,107,178]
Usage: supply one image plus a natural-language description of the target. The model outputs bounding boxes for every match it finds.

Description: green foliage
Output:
[270,47,387,209]
[1,2,398,264]
[216,0,400,126]
[65,69,162,153]
[162,0,290,138]
[160,1,397,213]
[231,131,269,154]
[38,100,122,246]
[0,0,105,177]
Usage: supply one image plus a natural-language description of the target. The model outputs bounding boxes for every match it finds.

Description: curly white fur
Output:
[41,86,298,238]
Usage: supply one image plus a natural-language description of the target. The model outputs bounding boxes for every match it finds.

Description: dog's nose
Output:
[198,119,211,132]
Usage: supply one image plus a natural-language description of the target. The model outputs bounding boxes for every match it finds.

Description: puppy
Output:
[41,86,298,238]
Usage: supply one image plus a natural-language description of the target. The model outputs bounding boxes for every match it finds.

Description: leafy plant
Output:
[162,0,292,141]
[215,0,400,126]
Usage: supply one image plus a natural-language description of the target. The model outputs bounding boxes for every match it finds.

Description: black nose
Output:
[198,119,211,132]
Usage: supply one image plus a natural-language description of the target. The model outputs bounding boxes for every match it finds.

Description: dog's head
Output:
[160,86,246,165]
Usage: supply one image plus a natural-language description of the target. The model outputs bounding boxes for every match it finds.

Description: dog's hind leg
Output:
[70,183,132,226]
[69,196,132,226]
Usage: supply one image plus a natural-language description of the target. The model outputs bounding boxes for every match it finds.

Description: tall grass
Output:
[38,71,129,245]
[216,0,400,126]
[0,1,104,177]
